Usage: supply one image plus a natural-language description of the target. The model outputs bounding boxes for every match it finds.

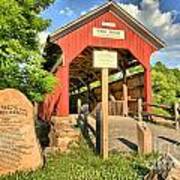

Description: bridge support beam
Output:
[123,83,128,116]
[144,67,152,112]
[56,65,70,116]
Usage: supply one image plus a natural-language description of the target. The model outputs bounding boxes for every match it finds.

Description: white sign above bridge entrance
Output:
[93,50,118,69]
[93,27,125,40]
[102,22,116,28]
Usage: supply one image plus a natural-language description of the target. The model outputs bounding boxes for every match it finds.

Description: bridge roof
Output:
[50,1,165,49]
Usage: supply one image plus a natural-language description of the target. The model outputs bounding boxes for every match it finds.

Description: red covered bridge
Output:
[39,1,165,121]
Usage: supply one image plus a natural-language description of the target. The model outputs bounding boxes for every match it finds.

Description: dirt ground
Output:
[86,115,180,160]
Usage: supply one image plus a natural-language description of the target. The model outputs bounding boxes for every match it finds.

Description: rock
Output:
[49,116,81,152]
[55,137,72,152]
[55,129,80,139]
[145,153,180,180]
[137,122,153,154]
[43,147,59,156]
[0,89,43,175]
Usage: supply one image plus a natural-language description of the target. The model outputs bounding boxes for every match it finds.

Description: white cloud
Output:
[118,0,180,68]
[90,5,98,11]
[118,0,180,46]
[119,3,140,20]
[38,31,49,52]
[56,1,180,68]
[38,31,49,44]
[80,10,87,16]
[151,47,180,69]
[59,7,75,17]
[80,0,180,46]
[171,10,180,22]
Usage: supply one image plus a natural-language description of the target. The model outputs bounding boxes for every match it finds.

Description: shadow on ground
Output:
[118,137,138,151]
[158,136,180,146]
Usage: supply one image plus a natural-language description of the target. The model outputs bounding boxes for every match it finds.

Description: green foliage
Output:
[128,65,144,74]
[152,62,180,105]
[0,141,158,180]
[0,0,56,102]
[152,107,171,116]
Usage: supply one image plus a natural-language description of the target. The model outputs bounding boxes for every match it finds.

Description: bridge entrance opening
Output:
[69,47,144,116]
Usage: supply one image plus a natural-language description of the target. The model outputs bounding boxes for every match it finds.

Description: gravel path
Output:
[87,115,180,160]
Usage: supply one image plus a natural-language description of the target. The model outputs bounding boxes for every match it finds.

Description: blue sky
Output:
[41,0,180,68]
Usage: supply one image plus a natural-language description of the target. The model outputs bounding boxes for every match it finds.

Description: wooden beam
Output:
[69,82,78,92]
[122,83,128,116]
[51,54,63,73]
[70,77,83,86]
[101,68,109,159]
[174,102,179,130]
[123,68,127,83]
[77,98,82,115]
[138,98,143,121]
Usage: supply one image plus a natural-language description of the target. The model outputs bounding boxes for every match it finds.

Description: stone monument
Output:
[0,89,43,175]
[137,122,153,154]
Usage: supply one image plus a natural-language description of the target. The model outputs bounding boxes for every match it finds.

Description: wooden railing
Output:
[91,100,124,116]
[137,98,180,130]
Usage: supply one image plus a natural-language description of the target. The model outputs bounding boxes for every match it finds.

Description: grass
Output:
[0,141,158,180]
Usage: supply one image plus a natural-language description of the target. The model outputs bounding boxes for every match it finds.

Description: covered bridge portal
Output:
[39,1,165,121]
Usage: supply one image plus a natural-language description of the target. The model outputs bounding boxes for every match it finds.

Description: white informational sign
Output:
[93,50,118,69]
[93,27,125,40]
[102,22,116,28]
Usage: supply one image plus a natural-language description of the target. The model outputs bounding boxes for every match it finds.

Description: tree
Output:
[0,0,56,102]
[152,62,180,105]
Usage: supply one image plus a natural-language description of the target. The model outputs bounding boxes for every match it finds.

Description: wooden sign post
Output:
[93,50,117,159]
[101,68,109,158]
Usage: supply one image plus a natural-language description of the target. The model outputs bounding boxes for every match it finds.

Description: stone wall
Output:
[48,116,81,152]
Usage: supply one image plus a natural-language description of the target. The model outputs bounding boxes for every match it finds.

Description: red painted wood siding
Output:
[57,12,156,66]
[39,11,157,120]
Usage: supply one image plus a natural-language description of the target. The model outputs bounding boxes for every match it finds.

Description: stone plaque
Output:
[0,89,43,175]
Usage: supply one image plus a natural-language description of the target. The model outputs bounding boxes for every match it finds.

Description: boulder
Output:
[0,89,43,175]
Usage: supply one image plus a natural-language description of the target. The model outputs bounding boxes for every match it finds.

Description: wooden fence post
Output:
[84,113,88,136]
[138,98,143,121]
[123,83,128,117]
[77,98,81,116]
[96,110,102,154]
[174,102,179,130]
